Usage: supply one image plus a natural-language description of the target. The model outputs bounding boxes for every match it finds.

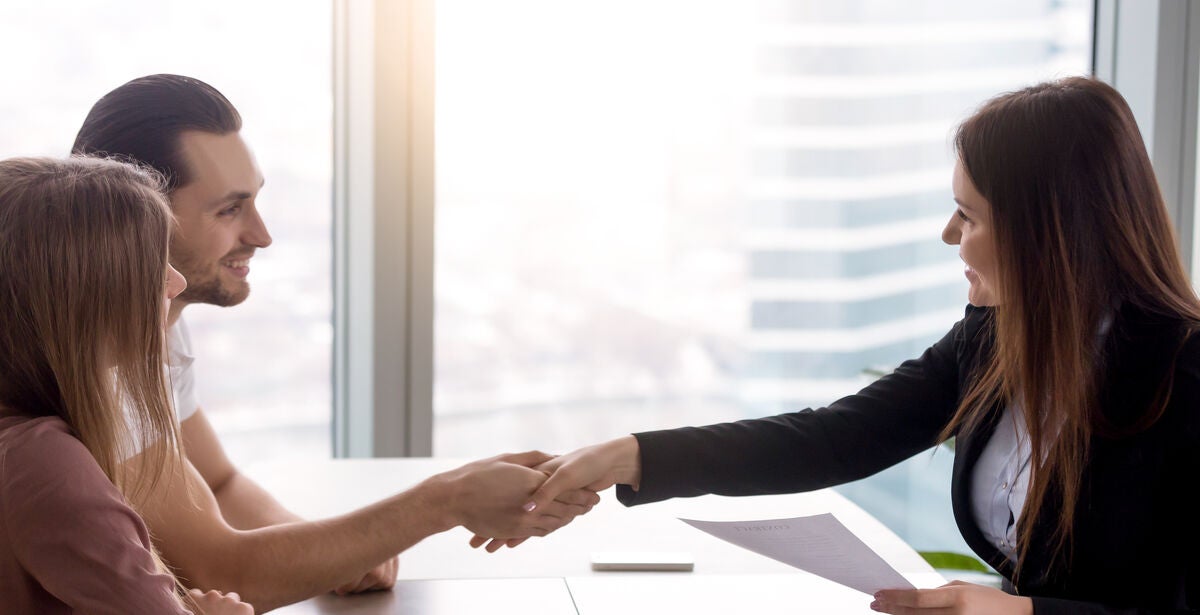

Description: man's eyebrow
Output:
[208,179,266,207]
[211,190,252,206]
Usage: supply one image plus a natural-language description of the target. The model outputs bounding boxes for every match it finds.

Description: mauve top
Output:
[0,414,189,614]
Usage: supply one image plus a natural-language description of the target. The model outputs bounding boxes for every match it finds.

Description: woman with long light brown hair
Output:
[506,77,1200,613]
[0,156,250,614]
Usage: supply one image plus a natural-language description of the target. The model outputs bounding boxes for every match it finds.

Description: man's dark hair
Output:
[72,74,242,192]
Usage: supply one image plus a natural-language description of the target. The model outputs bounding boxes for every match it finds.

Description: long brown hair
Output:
[0,156,182,507]
[939,77,1200,578]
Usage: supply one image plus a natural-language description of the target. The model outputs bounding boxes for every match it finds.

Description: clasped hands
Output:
[431,450,602,549]
[441,436,642,552]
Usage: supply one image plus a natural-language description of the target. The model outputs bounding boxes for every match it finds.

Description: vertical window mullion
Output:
[333,0,435,458]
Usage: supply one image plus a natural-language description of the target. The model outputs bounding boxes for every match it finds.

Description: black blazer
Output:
[617,304,1200,614]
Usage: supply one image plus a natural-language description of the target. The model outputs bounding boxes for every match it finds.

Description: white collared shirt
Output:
[166,317,200,424]
[969,314,1112,561]
[120,318,201,460]
[970,405,1033,563]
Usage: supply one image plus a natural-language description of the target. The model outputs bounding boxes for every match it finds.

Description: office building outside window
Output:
[434,0,1093,555]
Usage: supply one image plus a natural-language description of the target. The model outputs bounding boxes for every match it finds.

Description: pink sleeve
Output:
[2,427,191,615]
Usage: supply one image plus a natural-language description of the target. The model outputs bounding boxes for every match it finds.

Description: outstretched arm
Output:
[128,448,589,612]
[472,309,978,551]
[182,409,399,595]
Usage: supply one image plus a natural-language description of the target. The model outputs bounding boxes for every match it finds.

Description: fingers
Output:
[523,439,631,512]
[333,579,358,596]
[350,574,376,593]
[556,488,602,508]
[457,462,597,547]
[537,499,592,522]
[376,556,399,589]
[873,588,957,612]
[873,605,955,615]
[334,556,400,595]
[471,522,552,552]
[498,450,555,468]
[470,534,530,552]
[524,464,576,513]
[187,588,255,615]
[333,574,357,595]
[333,574,370,595]
[468,487,598,553]
[481,535,531,553]
[352,573,378,594]
[528,489,600,520]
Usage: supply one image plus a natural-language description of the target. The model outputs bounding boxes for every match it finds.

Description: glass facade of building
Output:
[435,0,1092,555]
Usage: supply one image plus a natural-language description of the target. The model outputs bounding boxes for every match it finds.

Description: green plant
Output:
[918,551,995,574]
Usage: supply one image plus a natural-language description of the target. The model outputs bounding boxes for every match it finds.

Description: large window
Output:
[5,0,1105,559]
[0,1,334,467]
[433,0,1093,554]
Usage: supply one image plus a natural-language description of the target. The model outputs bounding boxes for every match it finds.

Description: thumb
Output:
[500,450,555,468]
[523,464,571,513]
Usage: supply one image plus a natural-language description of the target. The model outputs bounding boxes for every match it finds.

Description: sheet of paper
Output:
[680,513,915,596]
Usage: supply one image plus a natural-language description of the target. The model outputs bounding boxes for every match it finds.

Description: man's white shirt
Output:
[121,317,200,460]
[167,317,200,424]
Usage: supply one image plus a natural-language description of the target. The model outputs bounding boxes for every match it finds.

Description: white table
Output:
[245,459,942,614]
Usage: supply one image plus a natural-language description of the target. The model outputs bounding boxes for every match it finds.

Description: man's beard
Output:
[172,248,251,307]
[176,270,249,307]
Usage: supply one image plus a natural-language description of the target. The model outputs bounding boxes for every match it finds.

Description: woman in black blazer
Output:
[503,77,1200,614]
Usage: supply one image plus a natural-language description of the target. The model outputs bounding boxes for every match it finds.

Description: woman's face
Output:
[164,263,187,326]
[943,161,1000,307]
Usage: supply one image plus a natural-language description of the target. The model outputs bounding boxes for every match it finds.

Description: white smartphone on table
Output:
[590,551,695,572]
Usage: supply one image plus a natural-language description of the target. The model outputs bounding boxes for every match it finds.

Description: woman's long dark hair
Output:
[938,77,1200,577]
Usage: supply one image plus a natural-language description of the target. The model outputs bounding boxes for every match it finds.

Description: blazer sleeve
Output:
[618,306,980,506]
[1,426,190,615]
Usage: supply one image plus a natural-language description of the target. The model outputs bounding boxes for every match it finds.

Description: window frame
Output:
[1094,0,1200,273]
[332,0,435,457]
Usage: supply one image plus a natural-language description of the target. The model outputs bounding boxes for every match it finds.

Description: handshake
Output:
[425,436,643,553]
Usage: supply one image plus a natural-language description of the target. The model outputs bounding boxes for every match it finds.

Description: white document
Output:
[680,513,915,596]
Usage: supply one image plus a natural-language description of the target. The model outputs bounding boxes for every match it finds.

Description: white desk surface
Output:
[245,458,942,614]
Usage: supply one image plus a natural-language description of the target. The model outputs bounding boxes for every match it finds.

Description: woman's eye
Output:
[219,203,243,217]
[956,209,970,222]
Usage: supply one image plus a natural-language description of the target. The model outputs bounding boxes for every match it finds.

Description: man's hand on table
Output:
[333,555,399,595]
